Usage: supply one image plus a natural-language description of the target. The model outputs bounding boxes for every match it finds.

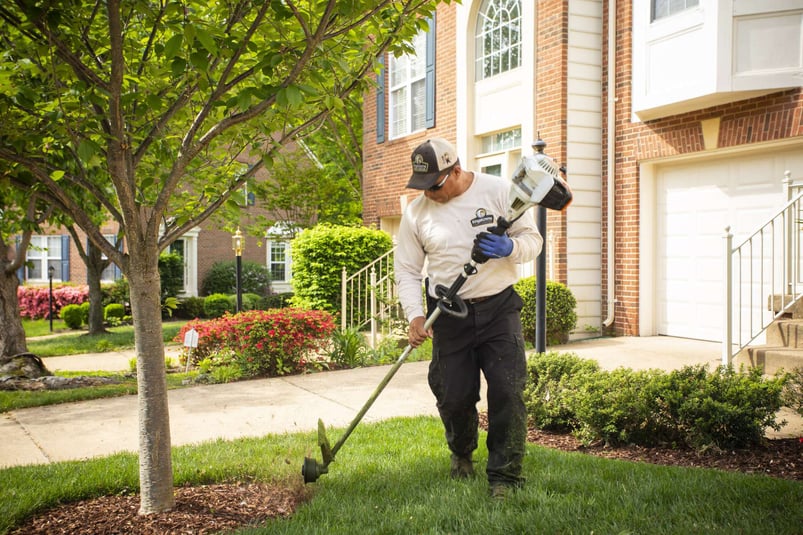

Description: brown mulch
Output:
[11,422,802,535]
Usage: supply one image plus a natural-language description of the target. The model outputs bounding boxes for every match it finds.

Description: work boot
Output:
[489,482,516,500]
[449,454,475,479]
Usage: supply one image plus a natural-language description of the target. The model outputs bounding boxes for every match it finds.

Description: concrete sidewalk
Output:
[2,336,801,469]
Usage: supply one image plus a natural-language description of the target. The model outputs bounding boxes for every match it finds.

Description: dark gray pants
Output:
[427,286,528,485]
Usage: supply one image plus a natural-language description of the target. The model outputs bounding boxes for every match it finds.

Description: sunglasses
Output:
[428,169,451,191]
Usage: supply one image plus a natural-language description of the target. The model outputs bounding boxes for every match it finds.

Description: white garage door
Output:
[655,146,803,342]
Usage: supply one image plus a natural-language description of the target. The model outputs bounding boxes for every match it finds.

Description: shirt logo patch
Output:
[471,208,494,227]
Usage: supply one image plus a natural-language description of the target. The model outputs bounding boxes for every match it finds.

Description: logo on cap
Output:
[412,153,429,173]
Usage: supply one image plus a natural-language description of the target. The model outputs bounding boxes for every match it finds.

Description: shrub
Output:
[568,367,663,446]
[104,303,126,321]
[79,301,90,324]
[174,308,336,378]
[17,285,89,319]
[103,278,129,307]
[176,296,206,319]
[524,355,789,450]
[158,252,184,299]
[260,292,293,309]
[60,304,84,329]
[524,352,601,431]
[201,261,272,297]
[782,367,803,417]
[647,365,787,449]
[204,293,234,318]
[515,277,577,345]
[290,224,393,312]
[240,292,263,311]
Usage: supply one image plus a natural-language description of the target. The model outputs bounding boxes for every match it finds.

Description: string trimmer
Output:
[302,143,571,483]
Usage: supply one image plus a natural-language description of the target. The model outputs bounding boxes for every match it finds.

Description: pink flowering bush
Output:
[17,285,89,319]
[175,308,336,378]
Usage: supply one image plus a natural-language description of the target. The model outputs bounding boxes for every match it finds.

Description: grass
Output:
[1,417,801,534]
[25,321,185,357]
[21,318,69,337]
[0,319,191,413]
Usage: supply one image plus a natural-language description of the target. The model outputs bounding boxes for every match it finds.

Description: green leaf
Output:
[170,57,187,77]
[163,34,183,59]
[190,51,209,70]
[77,139,101,162]
[50,170,65,181]
[195,27,217,55]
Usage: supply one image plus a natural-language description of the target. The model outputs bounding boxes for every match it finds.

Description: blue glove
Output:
[474,231,513,259]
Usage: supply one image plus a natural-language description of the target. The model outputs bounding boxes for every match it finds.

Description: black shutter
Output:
[376,56,386,143]
[425,15,436,128]
[60,235,70,281]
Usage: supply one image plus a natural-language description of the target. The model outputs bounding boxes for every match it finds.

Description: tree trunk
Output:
[85,242,108,335]
[0,238,28,362]
[127,245,174,514]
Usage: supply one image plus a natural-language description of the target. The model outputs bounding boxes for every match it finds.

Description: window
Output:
[26,235,66,281]
[389,30,427,138]
[97,235,122,282]
[268,241,288,282]
[481,128,522,154]
[652,0,699,21]
[475,0,522,81]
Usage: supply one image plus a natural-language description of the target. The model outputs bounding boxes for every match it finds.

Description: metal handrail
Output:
[724,171,803,364]
[340,246,401,348]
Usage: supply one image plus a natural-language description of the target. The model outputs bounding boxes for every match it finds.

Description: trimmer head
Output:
[302,456,327,483]
[301,419,334,484]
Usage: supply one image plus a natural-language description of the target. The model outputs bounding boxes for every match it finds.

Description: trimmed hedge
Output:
[525,352,788,450]
[514,277,577,345]
[290,224,393,312]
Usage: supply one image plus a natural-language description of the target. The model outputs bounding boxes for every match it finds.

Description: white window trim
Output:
[389,31,427,139]
[26,235,62,283]
[475,0,522,81]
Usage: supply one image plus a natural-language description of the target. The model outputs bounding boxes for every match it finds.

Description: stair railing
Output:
[340,246,401,348]
[724,171,803,365]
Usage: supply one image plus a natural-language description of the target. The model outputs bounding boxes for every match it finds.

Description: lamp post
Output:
[48,265,55,332]
[232,227,244,313]
[532,138,548,354]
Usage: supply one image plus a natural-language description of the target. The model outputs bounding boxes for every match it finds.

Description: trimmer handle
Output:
[434,283,468,318]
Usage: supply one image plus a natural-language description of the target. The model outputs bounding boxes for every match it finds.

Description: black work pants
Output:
[426,285,527,485]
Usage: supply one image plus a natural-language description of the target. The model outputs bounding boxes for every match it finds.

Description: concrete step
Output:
[765,319,803,348]
[734,346,803,375]
[768,294,803,318]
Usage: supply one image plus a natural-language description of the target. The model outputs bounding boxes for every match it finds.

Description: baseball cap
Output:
[407,138,458,189]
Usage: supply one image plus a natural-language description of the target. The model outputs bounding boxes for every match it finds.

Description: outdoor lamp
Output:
[48,265,55,332]
[232,228,243,312]
[232,227,244,256]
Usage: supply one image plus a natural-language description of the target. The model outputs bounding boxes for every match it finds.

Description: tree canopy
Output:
[0,0,448,514]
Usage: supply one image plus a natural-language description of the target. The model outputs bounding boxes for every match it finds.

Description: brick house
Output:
[361,0,803,342]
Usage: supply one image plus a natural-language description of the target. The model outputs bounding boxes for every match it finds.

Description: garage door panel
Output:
[654,147,803,342]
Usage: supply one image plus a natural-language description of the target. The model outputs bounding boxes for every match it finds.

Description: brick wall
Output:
[362,4,458,227]
[534,0,570,285]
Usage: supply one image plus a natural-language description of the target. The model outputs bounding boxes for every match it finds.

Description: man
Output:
[394,137,543,498]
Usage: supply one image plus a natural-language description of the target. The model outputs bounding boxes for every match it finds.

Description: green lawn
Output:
[0,319,191,413]
[24,320,185,356]
[1,417,801,534]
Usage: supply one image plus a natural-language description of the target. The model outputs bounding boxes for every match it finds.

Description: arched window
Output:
[475,0,521,81]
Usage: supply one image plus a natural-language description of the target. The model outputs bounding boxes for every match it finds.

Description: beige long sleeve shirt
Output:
[394,172,543,322]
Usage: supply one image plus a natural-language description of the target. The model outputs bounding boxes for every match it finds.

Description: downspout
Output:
[603,0,616,328]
